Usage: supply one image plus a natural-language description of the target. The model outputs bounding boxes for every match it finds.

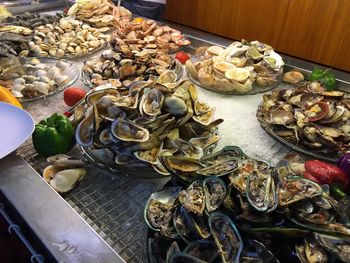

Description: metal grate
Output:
[16,139,169,263]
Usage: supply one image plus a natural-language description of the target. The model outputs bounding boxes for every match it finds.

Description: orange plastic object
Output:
[0,86,23,108]
[133,17,144,23]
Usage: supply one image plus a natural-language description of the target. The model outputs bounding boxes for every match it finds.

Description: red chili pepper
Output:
[304,160,349,189]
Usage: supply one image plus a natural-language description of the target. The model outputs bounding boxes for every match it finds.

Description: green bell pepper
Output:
[310,67,336,91]
[32,113,75,157]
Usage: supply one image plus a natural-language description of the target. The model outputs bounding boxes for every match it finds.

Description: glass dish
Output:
[187,68,282,95]
[19,57,79,103]
[77,144,169,179]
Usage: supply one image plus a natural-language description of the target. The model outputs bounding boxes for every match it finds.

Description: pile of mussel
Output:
[81,49,182,87]
[2,13,64,29]
[74,79,222,176]
[145,146,350,262]
[257,81,350,160]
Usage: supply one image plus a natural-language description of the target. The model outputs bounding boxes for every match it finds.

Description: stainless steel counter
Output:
[1,19,350,263]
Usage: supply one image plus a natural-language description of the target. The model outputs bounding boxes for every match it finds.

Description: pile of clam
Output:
[29,17,108,58]
[0,57,71,99]
[146,147,350,263]
[186,40,284,94]
[257,81,350,159]
[68,0,131,28]
[74,79,222,176]
[82,49,182,87]
[111,18,191,54]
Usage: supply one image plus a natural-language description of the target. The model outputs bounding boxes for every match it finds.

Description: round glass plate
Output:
[186,67,283,96]
[18,57,79,103]
[80,59,184,89]
[77,144,170,179]
[256,102,339,163]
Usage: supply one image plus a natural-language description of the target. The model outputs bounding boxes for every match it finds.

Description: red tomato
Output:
[304,160,348,188]
[175,51,190,64]
[64,87,86,107]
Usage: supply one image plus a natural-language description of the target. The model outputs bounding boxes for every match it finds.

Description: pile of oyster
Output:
[186,40,284,94]
[257,81,350,159]
[1,12,64,29]
[0,57,71,99]
[68,0,131,28]
[110,17,191,54]
[145,147,350,263]
[0,25,32,58]
[74,79,222,176]
[82,49,182,87]
[29,17,109,58]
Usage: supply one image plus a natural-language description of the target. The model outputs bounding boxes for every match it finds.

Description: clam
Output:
[140,88,165,116]
[163,96,188,117]
[75,105,99,147]
[111,118,150,142]
[43,158,86,193]
[230,79,253,93]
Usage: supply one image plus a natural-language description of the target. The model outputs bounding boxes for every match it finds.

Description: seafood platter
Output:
[74,79,222,178]
[81,49,183,88]
[0,57,78,102]
[1,12,64,29]
[145,147,350,263]
[185,40,284,95]
[257,80,350,162]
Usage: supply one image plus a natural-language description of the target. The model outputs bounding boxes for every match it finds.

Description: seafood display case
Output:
[1,9,350,263]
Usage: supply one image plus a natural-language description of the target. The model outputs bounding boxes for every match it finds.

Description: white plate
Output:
[0,102,35,159]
